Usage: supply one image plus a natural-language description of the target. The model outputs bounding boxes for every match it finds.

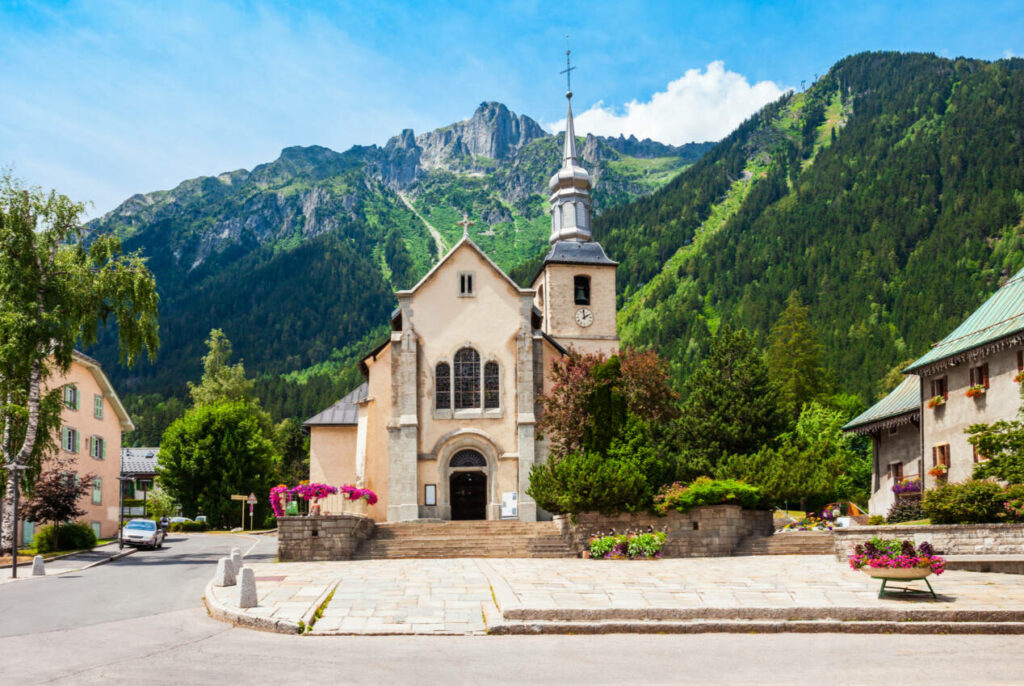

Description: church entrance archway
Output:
[450,471,487,520]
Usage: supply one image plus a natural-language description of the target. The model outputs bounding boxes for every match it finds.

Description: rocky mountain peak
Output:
[415,101,546,170]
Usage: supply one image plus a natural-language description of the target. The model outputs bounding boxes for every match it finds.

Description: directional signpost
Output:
[247,492,257,531]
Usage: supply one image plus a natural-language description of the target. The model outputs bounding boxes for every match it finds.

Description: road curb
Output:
[203,579,302,635]
[488,619,1024,635]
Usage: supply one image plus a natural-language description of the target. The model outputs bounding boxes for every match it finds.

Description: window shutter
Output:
[61,427,68,450]
[1019,350,1023,372]
[101,438,106,460]
[983,363,990,388]
[932,446,937,466]
[969,367,975,386]
[942,377,948,399]
[73,430,79,453]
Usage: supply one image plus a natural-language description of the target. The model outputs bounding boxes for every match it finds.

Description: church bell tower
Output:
[532,49,619,355]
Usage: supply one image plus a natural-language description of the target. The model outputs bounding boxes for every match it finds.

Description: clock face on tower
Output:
[575,308,594,328]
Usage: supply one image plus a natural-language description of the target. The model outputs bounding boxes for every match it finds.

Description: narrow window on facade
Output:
[889,462,903,481]
[92,477,102,505]
[63,385,79,410]
[930,376,948,399]
[969,363,990,388]
[62,427,79,453]
[458,272,475,297]
[90,436,106,460]
[574,275,590,305]
[453,347,480,409]
[484,361,500,409]
[435,362,451,410]
[1018,350,1023,372]
[94,394,104,419]
[932,444,951,467]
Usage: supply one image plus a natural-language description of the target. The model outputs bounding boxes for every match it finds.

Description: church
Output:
[304,88,619,523]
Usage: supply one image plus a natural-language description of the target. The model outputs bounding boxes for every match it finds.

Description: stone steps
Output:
[732,532,835,556]
[354,520,576,560]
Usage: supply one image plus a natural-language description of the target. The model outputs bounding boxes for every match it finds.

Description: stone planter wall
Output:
[557,505,774,558]
[277,515,375,561]
[833,523,1024,560]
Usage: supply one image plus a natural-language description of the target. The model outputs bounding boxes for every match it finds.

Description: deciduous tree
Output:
[19,467,93,550]
[1,174,159,552]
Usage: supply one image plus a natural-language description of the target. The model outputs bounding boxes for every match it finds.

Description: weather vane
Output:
[560,35,575,96]
[456,214,475,237]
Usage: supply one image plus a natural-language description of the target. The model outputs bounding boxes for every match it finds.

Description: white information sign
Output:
[501,491,518,519]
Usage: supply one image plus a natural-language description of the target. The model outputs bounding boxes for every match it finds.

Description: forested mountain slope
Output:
[86,102,710,424]
[600,52,1024,401]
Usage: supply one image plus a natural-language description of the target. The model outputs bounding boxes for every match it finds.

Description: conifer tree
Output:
[677,325,787,477]
[767,292,830,419]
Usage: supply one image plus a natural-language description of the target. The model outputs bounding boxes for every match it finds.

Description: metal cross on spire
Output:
[560,35,575,97]
[456,214,475,237]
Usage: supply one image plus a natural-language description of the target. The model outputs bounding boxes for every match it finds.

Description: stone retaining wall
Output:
[277,515,375,561]
[833,523,1024,560]
[557,506,774,558]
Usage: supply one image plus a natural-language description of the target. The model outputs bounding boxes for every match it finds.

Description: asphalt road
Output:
[2,535,1024,685]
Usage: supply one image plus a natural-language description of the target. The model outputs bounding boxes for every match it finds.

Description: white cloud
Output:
[1004,49,1016,59]
[551,61,787,145]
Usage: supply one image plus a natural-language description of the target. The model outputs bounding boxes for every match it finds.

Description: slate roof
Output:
[843,376,920,433]
[121,447,160,475]
[542,240,618,267]
[304,382,369,427]
[905,266,1024,373]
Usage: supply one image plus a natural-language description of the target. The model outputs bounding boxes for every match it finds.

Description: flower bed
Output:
[588,527,667,559]
[927,395,946,409]
[848,537,945,575]
[779,513,834,532]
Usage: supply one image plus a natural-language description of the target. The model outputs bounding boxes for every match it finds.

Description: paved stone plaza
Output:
[205,555,1024,635]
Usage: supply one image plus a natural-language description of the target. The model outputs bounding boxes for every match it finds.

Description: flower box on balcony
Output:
[927,395,946,409]
[966,384,986,398]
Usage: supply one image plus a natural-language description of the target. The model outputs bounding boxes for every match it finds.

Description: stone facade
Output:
[277,515,375,562]
[870,420,922,514]
[833,523,1024,560]
[920,345,1022,489]
[557,506,774,558]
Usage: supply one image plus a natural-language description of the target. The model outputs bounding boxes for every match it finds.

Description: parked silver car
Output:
[121,519,165,549]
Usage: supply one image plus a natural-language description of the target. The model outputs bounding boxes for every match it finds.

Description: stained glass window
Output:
[484,361,500,409]
[435,362,451,409]
[454,348,480,409]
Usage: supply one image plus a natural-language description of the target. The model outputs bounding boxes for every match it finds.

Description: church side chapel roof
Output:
[304,382,369,426]
[843,375,920,434]
[905,265,1024,373]
[121,447,160,475]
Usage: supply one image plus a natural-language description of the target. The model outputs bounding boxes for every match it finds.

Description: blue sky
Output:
[1,0,1021,216]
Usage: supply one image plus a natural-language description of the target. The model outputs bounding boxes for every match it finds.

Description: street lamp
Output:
[116,475,132,550]
[8,463,28,579]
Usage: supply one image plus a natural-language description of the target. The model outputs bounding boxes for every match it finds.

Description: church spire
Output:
[548,43,593,245]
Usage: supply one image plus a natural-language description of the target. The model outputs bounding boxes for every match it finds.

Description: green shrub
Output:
[33,522,98,553]
[886,494,925,523]
[169,521,208,532]
[1003,484,1024,523]
[652,477,762,515]
[922,480,1005,524]
[867,515,886,525]
[526,450,647,516]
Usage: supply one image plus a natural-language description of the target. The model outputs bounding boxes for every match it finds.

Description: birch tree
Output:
[0,174,158,551]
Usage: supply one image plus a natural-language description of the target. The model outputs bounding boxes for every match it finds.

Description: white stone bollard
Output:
[236,566,257,609]
[230,547,243,574]
[213,556,236,586]
[31,555,45,576]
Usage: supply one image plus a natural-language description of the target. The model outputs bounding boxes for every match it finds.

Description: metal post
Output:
[241,500,245,531]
